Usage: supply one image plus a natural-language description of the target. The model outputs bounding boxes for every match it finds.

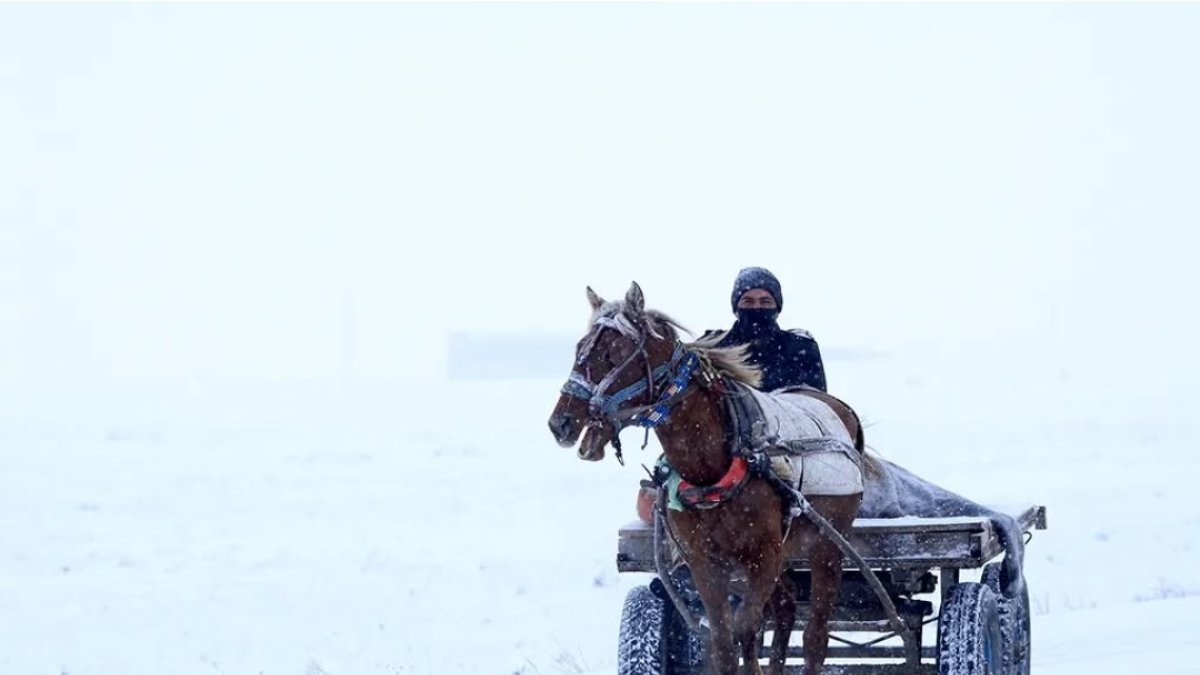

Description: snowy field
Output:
[5,2,1200,673]
[3,348,1198,675]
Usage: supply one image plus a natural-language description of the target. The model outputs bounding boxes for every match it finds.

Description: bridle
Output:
[559,315,693,463]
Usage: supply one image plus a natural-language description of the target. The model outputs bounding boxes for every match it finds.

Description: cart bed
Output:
[616,503,1046,573]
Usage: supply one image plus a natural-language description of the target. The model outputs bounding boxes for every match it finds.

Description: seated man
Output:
[702,266,827,392]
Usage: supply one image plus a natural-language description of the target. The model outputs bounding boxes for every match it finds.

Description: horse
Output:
[547,281,871,675]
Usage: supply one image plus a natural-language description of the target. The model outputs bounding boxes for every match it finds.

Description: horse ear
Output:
[587,286,604,310]
[624,281,645,317]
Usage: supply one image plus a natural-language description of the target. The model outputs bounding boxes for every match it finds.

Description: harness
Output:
[558,316,779,510]
[560,316,705,464]
[674,456,751,509]
[652,378,775,510]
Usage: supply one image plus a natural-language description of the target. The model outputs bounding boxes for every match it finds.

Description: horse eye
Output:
[603,345,618,365]
[605,342,627,366]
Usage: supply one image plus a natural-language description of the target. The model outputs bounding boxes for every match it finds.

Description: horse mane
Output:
[686,329,763,389]
[590,300,763,389]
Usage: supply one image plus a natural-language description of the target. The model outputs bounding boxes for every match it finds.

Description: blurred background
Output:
[2,3,1198,674]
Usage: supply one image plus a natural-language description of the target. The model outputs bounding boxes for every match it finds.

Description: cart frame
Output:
[615,503,1047,674]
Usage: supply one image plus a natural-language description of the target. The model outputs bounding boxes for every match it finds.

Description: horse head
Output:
[547,281,681,462]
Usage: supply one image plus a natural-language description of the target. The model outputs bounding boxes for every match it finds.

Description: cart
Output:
[615,503,1047,674]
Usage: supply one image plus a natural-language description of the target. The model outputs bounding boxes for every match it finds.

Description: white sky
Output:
[2,3,1198,381]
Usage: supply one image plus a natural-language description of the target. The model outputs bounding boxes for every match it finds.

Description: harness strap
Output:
[560,343,684,417]
[676,456,751,509]
[627,351,700,427]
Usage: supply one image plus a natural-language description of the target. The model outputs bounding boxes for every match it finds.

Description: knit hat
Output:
[730,267,783,314]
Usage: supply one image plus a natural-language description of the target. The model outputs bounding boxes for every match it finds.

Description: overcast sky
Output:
[2,3,1197,382]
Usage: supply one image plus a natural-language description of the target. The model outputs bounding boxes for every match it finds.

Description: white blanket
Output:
[747,388,853,445]
[744,389,863,496]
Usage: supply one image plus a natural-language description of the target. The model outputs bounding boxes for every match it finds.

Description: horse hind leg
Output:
[803,538,842,674]
[766,573,798,675]
[802,495,859,675]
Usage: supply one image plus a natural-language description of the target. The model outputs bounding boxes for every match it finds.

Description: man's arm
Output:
[806,335,828,392]
[788,329,827,392]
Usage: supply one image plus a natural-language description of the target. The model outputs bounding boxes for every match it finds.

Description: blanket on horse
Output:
[742,386,863,497]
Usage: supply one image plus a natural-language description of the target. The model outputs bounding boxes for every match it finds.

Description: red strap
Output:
[677,457,750,506]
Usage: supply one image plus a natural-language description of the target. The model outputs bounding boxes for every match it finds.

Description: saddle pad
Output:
[745,389,862,496]
[746,388,853,445]
[770,439,864,496]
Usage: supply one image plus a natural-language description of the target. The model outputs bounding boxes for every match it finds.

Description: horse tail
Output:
[845,404,884,480]
[846,404,865,454]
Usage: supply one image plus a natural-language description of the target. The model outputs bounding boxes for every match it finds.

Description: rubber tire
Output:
[619,585,666,675]
[662,595,707,670]
[982,563,1031,675]
[937,582,1004,675]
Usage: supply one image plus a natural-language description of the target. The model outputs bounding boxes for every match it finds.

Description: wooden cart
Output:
[615,503,1047,675]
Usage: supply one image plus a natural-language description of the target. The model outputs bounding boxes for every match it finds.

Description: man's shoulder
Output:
[699,328,727,341]
[780,328,821,361]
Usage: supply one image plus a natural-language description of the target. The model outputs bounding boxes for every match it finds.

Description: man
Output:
[703,266,827,392]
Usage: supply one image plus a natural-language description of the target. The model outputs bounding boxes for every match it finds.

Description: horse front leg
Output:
[733,543,783,675]
[689,557,739,675]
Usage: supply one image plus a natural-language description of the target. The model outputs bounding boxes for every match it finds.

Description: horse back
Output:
[767,387,886,479]
[770,386,864,452]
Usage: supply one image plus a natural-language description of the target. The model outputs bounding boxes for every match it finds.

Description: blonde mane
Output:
[687,330,763,389]
[589,301,763,389]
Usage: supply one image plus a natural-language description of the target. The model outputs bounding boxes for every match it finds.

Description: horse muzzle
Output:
[548,412,579,448]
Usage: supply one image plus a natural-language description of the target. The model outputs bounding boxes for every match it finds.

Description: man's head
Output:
[731,267,783,316]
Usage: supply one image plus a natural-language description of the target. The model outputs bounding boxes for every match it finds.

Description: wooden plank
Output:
[616,503,1046,573]
[617,526,990,572]
[785,646,938,660]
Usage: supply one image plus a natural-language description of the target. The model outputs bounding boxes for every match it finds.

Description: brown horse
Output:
[548,282,867,675]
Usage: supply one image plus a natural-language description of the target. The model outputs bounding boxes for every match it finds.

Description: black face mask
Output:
[733,308,779,336]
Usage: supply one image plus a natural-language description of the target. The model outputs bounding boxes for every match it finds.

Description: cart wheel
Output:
[619,583,705,675]
[982,563,1031,675]
[937,582,1003,675]
[661,590,707,670]
[619,585,665,675]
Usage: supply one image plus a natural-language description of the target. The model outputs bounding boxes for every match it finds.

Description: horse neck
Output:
[653,384,732,486]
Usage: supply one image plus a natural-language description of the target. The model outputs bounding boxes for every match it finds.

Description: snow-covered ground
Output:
[2,348,1198,675]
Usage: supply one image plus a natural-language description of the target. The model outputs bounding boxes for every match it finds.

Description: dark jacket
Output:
[703,323,827,392]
